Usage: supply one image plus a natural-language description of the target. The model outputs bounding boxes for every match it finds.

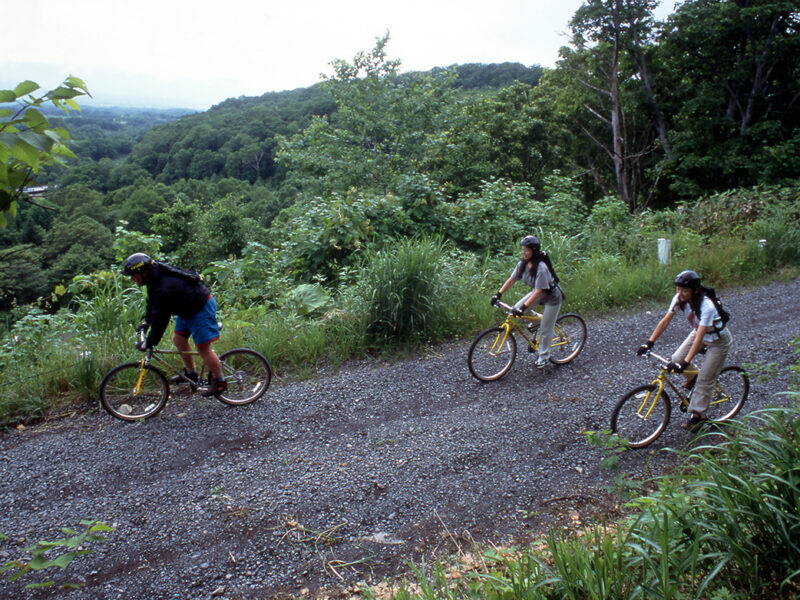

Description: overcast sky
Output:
[2,0,677,110]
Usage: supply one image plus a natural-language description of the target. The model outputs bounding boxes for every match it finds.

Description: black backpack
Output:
[700,286,730,333]
[155,261,204,284]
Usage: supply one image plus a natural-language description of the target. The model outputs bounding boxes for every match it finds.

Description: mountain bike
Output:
[468,300,587,382]
[99,330,272,421]
[611,350,748,448]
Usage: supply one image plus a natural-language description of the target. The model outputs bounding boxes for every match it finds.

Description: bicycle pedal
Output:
[679,404,687,413]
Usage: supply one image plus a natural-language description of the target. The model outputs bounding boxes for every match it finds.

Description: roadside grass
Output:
[1,233,799,426]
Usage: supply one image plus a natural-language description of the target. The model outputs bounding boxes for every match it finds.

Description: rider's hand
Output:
[667,359,689,374]
[636,340,654,356]
[491,293,502,306]
[135,339,150,352]
[511,306,525,317]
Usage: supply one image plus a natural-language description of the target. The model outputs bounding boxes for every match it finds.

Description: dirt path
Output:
[1,277,798,599]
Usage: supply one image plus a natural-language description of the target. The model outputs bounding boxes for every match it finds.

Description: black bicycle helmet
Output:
[520,235,540,251]
[673,269,701,289]
[122,253,153,275]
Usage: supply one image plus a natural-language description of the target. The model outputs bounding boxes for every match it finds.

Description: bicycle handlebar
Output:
[494,299,542,318]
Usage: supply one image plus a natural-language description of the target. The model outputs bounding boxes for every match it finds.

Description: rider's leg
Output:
[537,302,561,361]
[672,333,698,386]
[173,331,195,372]
[688,331,732,418]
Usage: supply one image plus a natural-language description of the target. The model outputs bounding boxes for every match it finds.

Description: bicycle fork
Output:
[635,378,666,420]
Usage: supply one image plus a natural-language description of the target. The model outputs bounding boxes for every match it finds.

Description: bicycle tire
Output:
[611,384,671,448]
[215,348,272,405]
[99,362,169,421]
[705,365,749,423]
[549,313,587,365]
[468,326,517,382]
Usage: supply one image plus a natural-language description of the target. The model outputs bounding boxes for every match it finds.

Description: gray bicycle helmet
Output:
[122,253,153,275]
[520,235,540,251]
[673,269,701,289]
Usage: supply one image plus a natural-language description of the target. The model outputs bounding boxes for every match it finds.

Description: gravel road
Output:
[1,277,799,599]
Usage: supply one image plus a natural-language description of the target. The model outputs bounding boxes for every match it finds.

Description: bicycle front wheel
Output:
[705,366,749,422]
[468,327,517,382]
[611,384,671,448]
[549,313,587,365]
[216,348,272,405]
[99,362,169,421]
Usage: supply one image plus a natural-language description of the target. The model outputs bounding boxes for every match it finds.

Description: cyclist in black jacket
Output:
[122,253,227,396]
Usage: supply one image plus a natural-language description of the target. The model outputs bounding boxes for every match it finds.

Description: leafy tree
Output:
[566,0,663,211]
[0,77,90,227]
[0,245,49,309]
[656,0,800,194]
[277,33,457,197]
[40,215,114,285]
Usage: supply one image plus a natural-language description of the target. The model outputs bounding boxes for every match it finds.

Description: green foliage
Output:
[0,77,90,227]
[356,236,450,342]
[269,190,412,282]
[1,520,113,590]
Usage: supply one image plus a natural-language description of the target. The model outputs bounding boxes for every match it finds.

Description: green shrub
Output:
[357,236,450,342]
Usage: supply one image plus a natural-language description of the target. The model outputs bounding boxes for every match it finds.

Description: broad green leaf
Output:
[7,199,16,218]
[18,130,54,153]
[291,283,330,316]
[23,107,48,130]
[65,98,81,112]
[0,108,12,118]
[65,75,89,92]
[88,522,115,532]
[14,80,39,97]
[0,90,16,102]
[11,139,40,171]
[50,552,78,569]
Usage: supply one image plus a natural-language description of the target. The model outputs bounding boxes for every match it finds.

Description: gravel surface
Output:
[1,277,799,599]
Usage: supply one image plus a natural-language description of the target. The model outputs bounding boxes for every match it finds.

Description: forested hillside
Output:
[0,0,798,425]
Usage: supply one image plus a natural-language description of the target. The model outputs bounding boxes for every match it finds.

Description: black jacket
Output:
[143,263,211,347]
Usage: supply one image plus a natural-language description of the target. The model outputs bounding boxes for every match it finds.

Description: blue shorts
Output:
[174,296,220,347]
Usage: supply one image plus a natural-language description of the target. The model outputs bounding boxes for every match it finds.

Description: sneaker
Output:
[535,357,549,369]
[681,413,706,432]
[682,374,697,390]
[169,369,199,385]
[201,375,228,397]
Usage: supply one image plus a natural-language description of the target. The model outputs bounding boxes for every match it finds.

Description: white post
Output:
[758,239,767,249]
[658,238,672,265]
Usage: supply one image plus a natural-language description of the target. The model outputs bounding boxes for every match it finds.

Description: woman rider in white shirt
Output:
[637,270,733,431]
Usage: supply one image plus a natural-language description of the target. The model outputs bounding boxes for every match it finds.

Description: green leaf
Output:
[14,80,39,97]
[50,552,78,569]
[0,108,12,118]
[18,130,54,153]
[65,98,81,112]
[11,139,40,171]
[88,522,115,532]
[25,581,57,588]
[0,90,16,102]
[23,107,48,130]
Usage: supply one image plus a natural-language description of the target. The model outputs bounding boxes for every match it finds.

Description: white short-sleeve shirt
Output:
[668,293,726,342]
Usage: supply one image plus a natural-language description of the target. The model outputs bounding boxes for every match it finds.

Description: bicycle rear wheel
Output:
[99,362,168,421]
[215,348,272,405]
[549,313,587,364]
[611,384,671,448]
[468,327,517,382]
[705,366,749,422]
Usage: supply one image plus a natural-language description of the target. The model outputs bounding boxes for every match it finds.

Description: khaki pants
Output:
[672,329,733,417]
[515,294,562,361]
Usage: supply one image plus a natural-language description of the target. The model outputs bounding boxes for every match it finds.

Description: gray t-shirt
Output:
[510,260,563,306]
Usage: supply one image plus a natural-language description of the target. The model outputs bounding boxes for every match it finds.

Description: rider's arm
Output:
[685,325,707,364]
[520,289,543,309]
[648,311,675,343]
[497,275,517,295]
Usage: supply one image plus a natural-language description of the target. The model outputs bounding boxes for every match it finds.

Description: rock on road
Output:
[1,277,799,599]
